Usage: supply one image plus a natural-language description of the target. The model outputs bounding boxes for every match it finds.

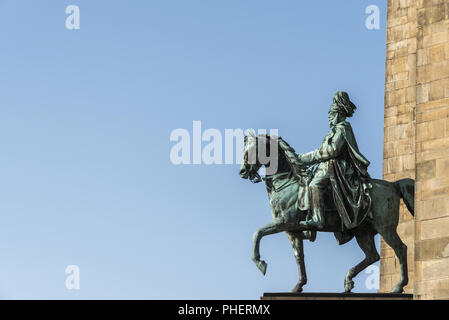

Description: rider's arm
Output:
[297,128,345,165]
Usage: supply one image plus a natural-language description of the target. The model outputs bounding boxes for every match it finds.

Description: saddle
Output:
[277,139,354,243]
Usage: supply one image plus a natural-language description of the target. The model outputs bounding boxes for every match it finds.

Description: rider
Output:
[297,91,372,230]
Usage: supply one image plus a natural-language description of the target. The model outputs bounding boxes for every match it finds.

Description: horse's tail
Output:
[393,178,415,216]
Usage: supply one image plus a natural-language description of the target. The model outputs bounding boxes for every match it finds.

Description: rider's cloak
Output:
[329,121,372,229]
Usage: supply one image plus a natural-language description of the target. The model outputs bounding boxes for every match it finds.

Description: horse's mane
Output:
[258,134,307,178]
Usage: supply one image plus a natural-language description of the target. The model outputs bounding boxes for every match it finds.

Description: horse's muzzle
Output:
[239,167,249,179]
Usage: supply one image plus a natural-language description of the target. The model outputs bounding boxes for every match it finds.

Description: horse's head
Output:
[239,132,263,183]
[239,133,281,183]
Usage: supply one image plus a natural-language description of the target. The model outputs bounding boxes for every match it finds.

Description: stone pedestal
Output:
[261,292,413,300]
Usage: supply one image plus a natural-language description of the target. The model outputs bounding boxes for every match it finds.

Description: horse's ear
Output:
[245,129,256,139]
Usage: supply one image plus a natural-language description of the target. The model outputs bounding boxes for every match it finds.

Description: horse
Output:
[238,133,415,293]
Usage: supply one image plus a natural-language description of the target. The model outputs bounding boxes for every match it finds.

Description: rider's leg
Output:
[300,167,329,230]
[310,187,326,229]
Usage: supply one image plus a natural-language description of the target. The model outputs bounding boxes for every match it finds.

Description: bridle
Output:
[244,135,296,192]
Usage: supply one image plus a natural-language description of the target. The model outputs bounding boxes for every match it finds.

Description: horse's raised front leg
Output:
[252,218,288,275]
[286,231,307,293]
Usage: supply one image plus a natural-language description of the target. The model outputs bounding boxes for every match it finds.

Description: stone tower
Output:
[381,0,449,299]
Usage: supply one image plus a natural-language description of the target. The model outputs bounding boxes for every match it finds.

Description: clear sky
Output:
[0,0,387,299]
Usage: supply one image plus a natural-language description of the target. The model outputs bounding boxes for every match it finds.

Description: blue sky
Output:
[0,0,387,299]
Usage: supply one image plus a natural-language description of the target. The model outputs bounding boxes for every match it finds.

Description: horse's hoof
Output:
[257,260,267,275]
[390,285,404,293]
[291,283,304,293]
[344,280,354,293]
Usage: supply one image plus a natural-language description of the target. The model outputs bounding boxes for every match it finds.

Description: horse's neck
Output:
[263,165,292,194]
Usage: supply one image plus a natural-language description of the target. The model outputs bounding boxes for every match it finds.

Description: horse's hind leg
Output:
[380,228,408,293]
[344,227,380,293]
[286,231,307,293]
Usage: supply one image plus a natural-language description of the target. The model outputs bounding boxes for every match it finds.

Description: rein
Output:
[246,134,302,192]
[262,172,290,181]
[254,171,297,193]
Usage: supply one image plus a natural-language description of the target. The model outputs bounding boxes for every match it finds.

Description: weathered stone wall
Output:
[380,0,417,294]
[414,0,449,300]
[381,0,449,299]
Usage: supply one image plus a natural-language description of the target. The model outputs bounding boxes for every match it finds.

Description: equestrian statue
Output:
[238,91,414,293]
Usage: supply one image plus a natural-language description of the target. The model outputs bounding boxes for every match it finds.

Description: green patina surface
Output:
[239,92,415,293]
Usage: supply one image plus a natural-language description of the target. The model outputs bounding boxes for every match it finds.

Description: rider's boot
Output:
[300,188,325,230]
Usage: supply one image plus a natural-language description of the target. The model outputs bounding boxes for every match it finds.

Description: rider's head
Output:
[328,91,357,127]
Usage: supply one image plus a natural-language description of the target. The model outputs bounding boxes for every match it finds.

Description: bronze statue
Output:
[239,92,415,293]
[297,92,372,232]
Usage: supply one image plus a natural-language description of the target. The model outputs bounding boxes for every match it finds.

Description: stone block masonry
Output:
[382,0,449,300]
